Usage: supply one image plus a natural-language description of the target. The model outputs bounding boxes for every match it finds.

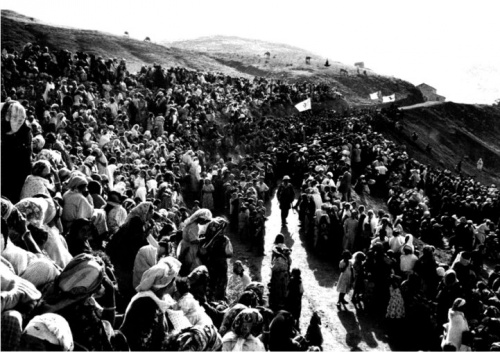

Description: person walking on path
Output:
[277,175,296,226]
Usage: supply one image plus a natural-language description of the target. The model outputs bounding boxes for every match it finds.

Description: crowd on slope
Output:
[1,42,500,351]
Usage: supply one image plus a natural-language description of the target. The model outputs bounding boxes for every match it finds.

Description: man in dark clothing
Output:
[277,175,295,226]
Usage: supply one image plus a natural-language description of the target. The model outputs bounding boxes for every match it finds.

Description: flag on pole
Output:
[295,98,311,112]
[382,94,396,103]
[370,91,380,100]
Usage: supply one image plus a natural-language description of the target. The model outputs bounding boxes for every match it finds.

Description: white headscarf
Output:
[23,313,74,351]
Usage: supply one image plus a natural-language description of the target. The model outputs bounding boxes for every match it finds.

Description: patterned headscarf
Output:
[15,197,48,228]
[232,308,263,338]
[125,201,153,224]
[172,324,222,351]
[23,313,74,351]
[57,253,104,297]
[245,282,265,304]
[219,303,247,337]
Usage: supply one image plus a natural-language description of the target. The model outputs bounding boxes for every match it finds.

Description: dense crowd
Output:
[1,42,500,351]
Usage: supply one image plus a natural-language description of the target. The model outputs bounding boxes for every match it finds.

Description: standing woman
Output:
[343,211,359,252]
[199,217,233,300]
[269,234,292,311]
[106,201,154,305]
[201,178,215,211]
[177,209,212,276]
[103,191,127,236]
[336,250,353,309]
[1,101,32,204]
[442,298,470,351]
[120,257,188,351]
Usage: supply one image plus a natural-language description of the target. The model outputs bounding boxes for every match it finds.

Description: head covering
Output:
[233,260,245,273]
[113,181,127,195]
[183,209,213,228]
[444,269,457,286]
[132,245,158,288]
[32,160,52,177]
[44,198,57,224]
[23,313,74,351]
[238,290,259,308]
[15,197,48,228]
[204,217,228,240]
[232,308,263,338]
[452,298,466,310]
[1,197,15,220]
[436,267,446,277]
[67,176,88,190]
[274,234,285,244]
[219,304,247,337]
[125,201,153,224]
[171,325,222,351]
[57,253,104,296]
[21,258,60,290]
[136,256,181,292]
[2,101,27,134]
[1,261,42,311]
[245,282,265,304]
[32,134,46,150]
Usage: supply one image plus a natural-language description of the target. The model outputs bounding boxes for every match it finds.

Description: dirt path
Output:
[224,190,394,351]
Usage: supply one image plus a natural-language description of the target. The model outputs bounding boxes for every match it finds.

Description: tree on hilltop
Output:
[145,37,151,42]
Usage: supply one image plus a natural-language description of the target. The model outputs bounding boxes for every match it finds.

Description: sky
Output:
[3,0,500,104]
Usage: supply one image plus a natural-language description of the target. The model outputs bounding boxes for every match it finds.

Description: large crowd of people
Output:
[1,42,500,351]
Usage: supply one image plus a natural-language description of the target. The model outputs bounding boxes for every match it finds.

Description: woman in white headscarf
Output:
[442,298,470,351]
[190,157,202,194]
[120,257,191,351]
[17,197,72,269]
[20,313,74,351]
[177,209,212,276]
[1,100,32,203]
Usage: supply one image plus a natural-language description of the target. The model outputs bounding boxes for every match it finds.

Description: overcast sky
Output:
[3,0,500,104]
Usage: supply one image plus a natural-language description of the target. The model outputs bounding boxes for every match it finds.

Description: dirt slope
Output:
[378,102,500,186]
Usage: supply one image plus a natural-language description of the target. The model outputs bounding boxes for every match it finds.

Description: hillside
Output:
[377,102,500,186]
[1,10,422,106]
[167,35,424,105]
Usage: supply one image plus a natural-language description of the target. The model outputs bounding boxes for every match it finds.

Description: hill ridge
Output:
[1,10,423,106]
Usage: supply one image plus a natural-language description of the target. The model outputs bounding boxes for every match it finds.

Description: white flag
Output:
[370,91,380,100]
[295,98,311,112]
[382,94,396,103]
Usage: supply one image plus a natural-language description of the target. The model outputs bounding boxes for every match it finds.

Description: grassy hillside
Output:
[2,10,422,106]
